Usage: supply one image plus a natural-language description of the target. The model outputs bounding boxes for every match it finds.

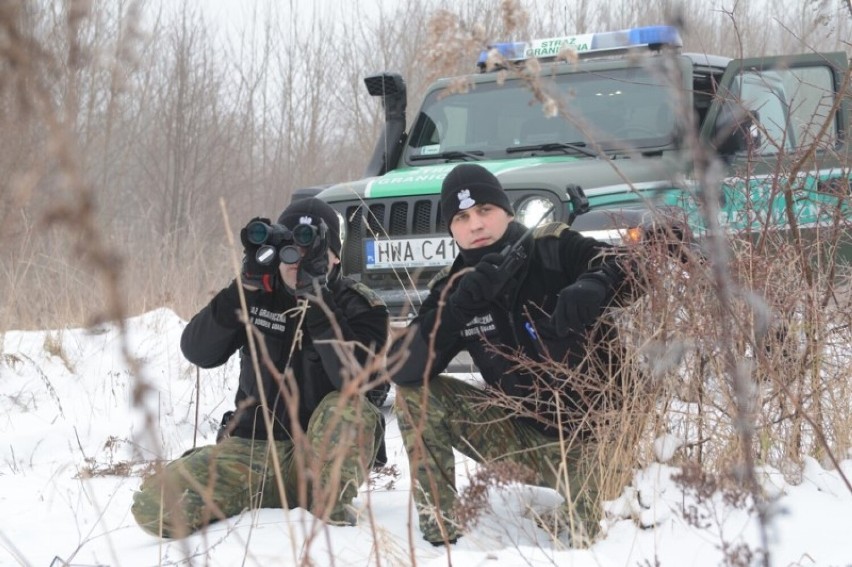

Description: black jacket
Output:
[391,222,635,437]
[181,275,389,440]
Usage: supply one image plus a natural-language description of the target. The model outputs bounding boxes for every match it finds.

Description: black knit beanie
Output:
[276,197,342,257]
[440,164,514,233]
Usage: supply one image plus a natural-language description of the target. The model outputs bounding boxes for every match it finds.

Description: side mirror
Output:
[566,184,589,225]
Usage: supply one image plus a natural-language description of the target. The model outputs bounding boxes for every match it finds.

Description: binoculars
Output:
[246,220,326,265]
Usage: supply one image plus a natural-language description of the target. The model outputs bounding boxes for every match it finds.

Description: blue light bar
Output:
[476,41,525,66]
[476,24,682,69]
[626,25,682,47]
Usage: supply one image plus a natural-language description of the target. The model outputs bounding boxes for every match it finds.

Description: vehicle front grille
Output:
[337,196,448,280]
[326,187,565,315]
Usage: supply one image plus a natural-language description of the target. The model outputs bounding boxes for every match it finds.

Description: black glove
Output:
[294,223,330,298]
[449,253,515,322]
[239,217,280,292]
[552,272,611,338]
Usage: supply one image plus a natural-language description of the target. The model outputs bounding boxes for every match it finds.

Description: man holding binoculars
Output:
[132,198,390,537]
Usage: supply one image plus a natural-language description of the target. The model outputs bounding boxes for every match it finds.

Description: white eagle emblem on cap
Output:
[299,216,312,225]
[457,189,475,210]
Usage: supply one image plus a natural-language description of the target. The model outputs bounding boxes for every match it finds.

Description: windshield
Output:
[405,65,677,162]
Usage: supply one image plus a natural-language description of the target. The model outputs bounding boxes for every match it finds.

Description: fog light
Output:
[622,226,644,244]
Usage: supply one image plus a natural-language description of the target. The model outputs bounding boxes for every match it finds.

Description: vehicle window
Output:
[442,106,468,147]
[738,71,792,154]
[407,114,440,148]
[730,64,837,154]
[783,66,837,149]
[405,65,678,160]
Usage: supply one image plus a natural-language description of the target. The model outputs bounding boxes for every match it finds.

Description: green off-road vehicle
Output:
[311,25,851,317]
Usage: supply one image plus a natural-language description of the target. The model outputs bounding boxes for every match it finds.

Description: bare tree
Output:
[1,0,850,328]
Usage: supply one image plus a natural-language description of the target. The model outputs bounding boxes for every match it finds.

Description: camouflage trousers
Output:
[395,374,600,545]
[132,391,382,538]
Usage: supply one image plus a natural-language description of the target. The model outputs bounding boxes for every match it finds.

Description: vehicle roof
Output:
[682,52,731,72]
[430,51,731,89]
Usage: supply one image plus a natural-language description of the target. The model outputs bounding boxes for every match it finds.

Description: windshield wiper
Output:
[506,142,598,158]
[410,150,484,162]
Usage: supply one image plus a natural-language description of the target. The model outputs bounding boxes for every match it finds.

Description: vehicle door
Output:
[701,52,851,240]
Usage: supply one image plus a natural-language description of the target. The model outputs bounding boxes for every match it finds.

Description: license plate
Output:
[365,236,458,270]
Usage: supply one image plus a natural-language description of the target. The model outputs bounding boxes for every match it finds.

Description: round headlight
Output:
[516,197,556,228]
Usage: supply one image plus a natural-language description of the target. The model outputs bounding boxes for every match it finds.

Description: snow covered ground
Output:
[1,308,850,566]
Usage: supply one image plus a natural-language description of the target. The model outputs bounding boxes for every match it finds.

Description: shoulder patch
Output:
[348,281,386,309]
[427,265,453,290]
[533,222,570,240]
[534,223,571,272]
